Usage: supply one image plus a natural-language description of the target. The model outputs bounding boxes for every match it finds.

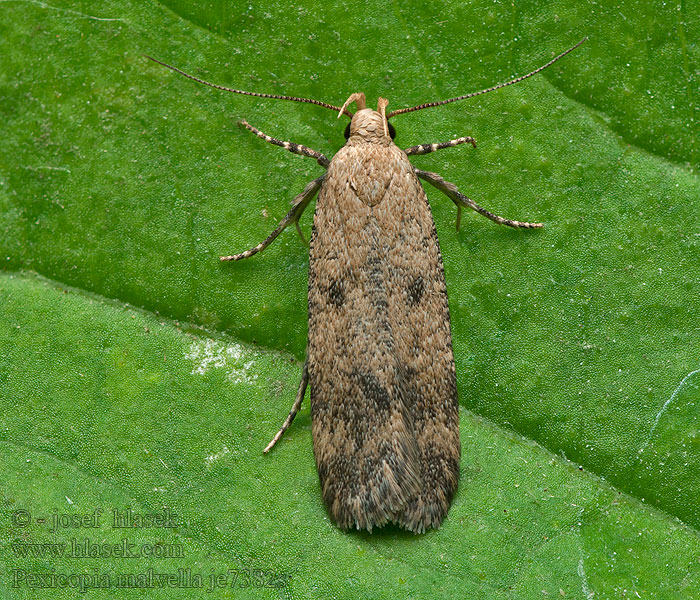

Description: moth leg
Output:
[240,120,330,168]
[404,136,476,156]
[264,359,308,454]
[220,175,323,261]
[414,168,543,230]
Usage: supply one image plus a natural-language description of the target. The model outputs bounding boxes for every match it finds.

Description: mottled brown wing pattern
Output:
[308,141,460,533]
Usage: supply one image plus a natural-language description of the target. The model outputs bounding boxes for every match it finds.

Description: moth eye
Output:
[344,123,351,140]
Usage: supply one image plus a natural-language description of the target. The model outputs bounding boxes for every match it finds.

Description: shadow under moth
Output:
[147,38,586,533]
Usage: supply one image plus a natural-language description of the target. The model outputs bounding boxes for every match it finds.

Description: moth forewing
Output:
[308,108,460,532]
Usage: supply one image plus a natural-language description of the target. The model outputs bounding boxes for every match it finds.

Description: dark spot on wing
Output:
[357,371,391,413]
[327,279,345,308]
[407,275,425,306]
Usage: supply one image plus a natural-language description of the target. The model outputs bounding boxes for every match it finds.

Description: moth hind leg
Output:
[263,359,308,453]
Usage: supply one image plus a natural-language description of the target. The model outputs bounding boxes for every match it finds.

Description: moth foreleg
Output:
[414,169,543,230]
[263,359,308,454]
[220,175,323,261]
[404,136,476,156]
[240,120,330,168]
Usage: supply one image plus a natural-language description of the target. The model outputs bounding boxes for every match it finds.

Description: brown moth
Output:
[146,38,585,533]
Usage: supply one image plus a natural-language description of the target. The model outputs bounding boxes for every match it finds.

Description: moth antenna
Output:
[338,92,366,118]
[386,37,587,118]
[144,55,353,118]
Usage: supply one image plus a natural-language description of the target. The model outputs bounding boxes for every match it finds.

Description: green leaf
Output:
[1,1,699,597]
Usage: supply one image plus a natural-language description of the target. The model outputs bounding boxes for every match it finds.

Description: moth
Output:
[147,38,585,533]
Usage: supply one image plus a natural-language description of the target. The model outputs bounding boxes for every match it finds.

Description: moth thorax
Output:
[348,109,391,143]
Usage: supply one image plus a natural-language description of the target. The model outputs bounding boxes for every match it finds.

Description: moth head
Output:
[339,94,396,142]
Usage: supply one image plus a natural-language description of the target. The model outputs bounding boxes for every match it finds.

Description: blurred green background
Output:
[1,0,699,597]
